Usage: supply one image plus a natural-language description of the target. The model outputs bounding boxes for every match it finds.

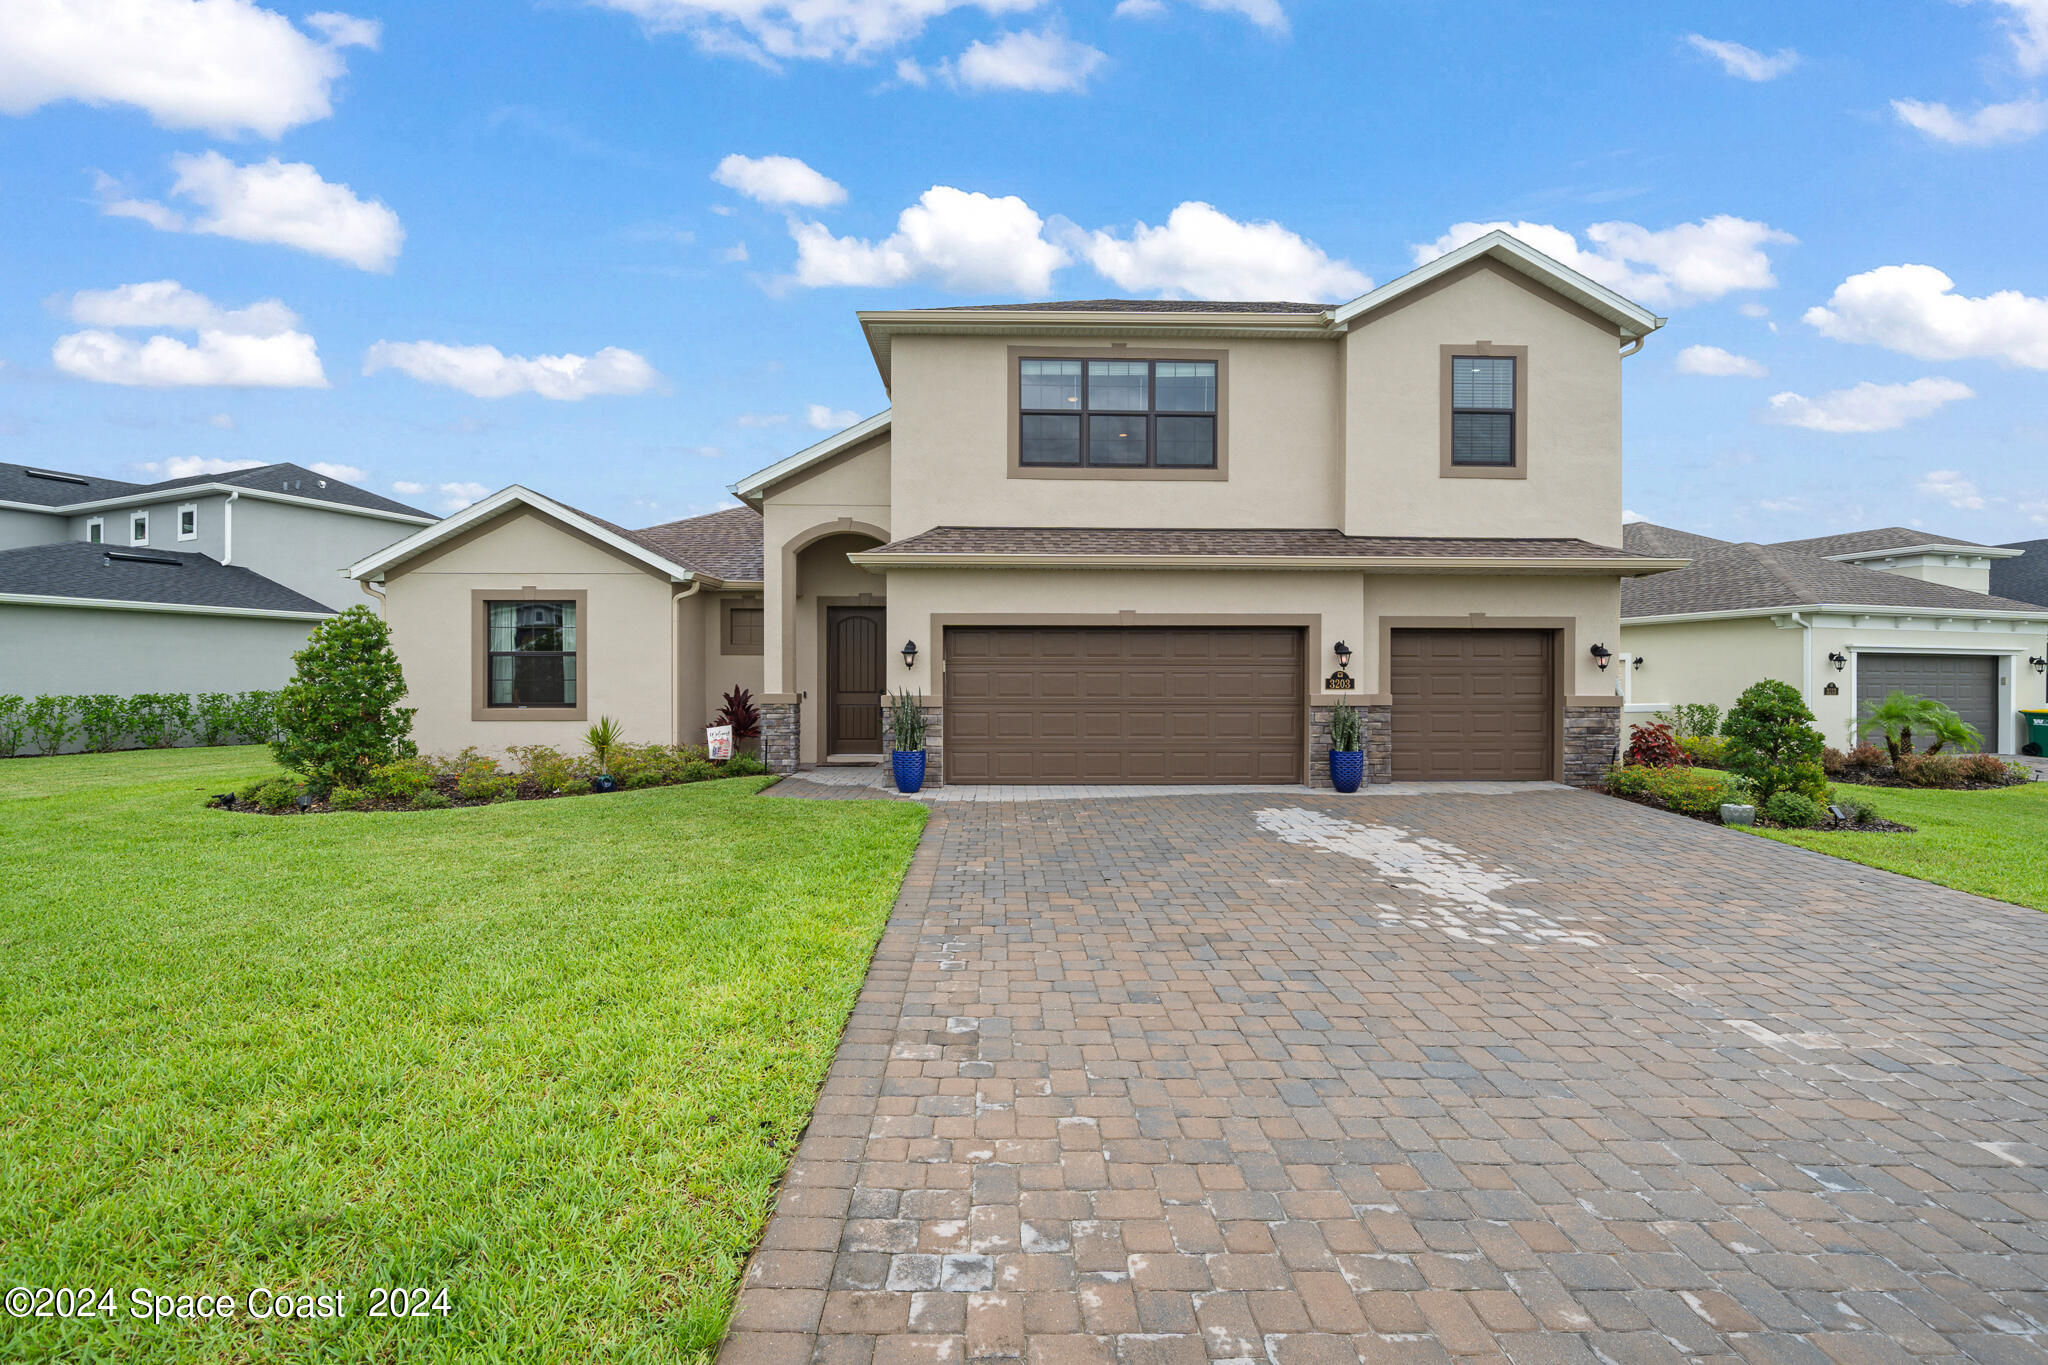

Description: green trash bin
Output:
[2023,709,2048,756]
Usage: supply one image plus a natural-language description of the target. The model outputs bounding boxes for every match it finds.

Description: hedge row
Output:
[0,691,280,757]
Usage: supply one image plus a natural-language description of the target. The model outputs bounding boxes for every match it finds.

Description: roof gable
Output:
[731,409,891,506]
[1329,230,1665,340]
[1767,526,2007,559]
[1623,537,2048,619]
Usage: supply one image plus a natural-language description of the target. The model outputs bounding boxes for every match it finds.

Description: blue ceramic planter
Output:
[892,749,927,794]
[591,774,619,793]
[1328,749,1364,794]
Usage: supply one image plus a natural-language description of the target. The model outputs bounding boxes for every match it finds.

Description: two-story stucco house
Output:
[348,231,1689,786]
[1,461,432,701]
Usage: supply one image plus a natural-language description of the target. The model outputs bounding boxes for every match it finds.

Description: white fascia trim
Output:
[0,486,435,525]
[1626,604,2048,626]
[1825,544,2023,562]
[1328,229,1666,338]
[730,409,892,504]
[848,551,1690,574]
[345,485,696,583]
[0,593,333,621]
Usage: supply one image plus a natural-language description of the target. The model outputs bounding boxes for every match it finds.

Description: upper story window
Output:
[1018,358,1218,470]
[1450,356,1516,466]
[86,518,103,544]
[487,600,578,707]
[129,511,148,545]
[178,503,198,540]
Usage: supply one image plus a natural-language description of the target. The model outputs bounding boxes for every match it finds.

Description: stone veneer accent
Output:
[759,701,800,775]
[1307,703,1393,788]
[1563,703,1621,787]
[880,700,943,785]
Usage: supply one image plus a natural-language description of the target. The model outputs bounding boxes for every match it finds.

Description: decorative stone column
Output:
[1308,703,1394,787]
[1562,704,1622,787]
[759,700,800,775]
[881,699,942,785]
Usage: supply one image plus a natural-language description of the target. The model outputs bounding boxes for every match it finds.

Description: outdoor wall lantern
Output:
[2032,655,2047,673]
[1632,655,1646,671]
[901,639,919,669]
[1829,651,1848,671]
[1590,643,1612,670]
[1332,640,1352,668]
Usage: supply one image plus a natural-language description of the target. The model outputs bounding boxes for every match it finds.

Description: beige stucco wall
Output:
[379,507,724,757]
[1360,574,1625,703]
[790,534,887,763]
[885,333,1342,536]
[1859,555,1993,594]
[697,590,766,743]
[761,437,891,702]
[1621,613,2048,752]
[1342,262,1625,547]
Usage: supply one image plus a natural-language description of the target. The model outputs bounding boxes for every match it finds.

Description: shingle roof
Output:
[1622,522,1730,558]
[0,542,335,614]
[866,526,1648,560]
[0,463,148,506]
[631,506,764,581]
[1993,538,2048,610]
[0,459,429,518]
[932,299,1335,314]
[1769,526,1993,557]
[1622,534,2047,618]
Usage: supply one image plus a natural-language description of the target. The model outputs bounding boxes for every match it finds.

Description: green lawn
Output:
[0,746,926,1363]
[1755,779,2048,912]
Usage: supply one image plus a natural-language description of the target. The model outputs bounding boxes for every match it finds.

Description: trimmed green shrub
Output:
[507,743,583,793]
[252,778,303,812]
[558,778,592,796]
[455,766,517,803]
[1658,702,1722,739]
[622,769,665,790]
[272,606,416,792]
[679,759,719,782]
[1895,752,1964,788]
[1957,753,2027,786]
[1679,735,1731,768]
[1832,793,1878,825]
[230,690,279,743]
[0,695,25,758]
[722,751,769,777]
[1724,679,1826,804]
[1762,791,1824,828]
[327,786,366,811]
[74,694,130,753]
[193,692,237,746]
[364,757,434,801]
[1603,765,1650,797]
[236,777,272,803]
[409,789,452,810]
[127,693,191,749]
[1641,765,1748,815]
[22,696,75,756]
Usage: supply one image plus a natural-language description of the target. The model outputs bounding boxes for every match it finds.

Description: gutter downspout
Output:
[359,577,387,615]
[1787,611,1811,704]
[671,579,702,745]
[221,489,239,564]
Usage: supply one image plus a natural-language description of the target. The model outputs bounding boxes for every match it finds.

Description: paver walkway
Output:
[720,788,2048,1365]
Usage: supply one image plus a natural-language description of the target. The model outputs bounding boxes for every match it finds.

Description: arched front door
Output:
[826,606,886,755]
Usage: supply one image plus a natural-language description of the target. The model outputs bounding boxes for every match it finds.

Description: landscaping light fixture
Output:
[1828,651,1848,671]
[1332,640,1352,668]
[295,792,313,810]
[901,639,918,669]
[1590,643,1612,670]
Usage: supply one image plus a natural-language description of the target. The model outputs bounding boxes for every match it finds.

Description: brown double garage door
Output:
[942,625,1559,784]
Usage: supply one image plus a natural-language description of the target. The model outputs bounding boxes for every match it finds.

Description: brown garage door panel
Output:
[944,627,1304,784]
[1391,629,1556,781]
[1856,653,1999,750]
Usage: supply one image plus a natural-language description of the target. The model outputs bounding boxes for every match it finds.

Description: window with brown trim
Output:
[723,601,764,655]
[1439,343,1528,481]
[1018,358,1217,469]
[486,600,578,706]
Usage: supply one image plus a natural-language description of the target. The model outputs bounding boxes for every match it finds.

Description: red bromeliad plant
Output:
[1624,721,1689,768]
[713,686,761,740]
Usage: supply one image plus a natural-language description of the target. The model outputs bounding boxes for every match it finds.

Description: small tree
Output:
[272,606,416,791]
[1724,678,1825,803]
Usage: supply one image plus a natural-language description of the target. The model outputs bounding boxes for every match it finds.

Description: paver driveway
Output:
[720,788,2048,1365]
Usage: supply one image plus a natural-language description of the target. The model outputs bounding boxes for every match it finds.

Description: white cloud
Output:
[721,242,750,262]
[53,280,325,388]
[711,153,846,207]
[589,0,1042,64]
[1685,34,1799,81]
[941,26,1108,93]
[1739,302,1771,318]
[1803,263,2048,369]
[393,480,491,514]
[1675,344,1767,377]
[137,456,264,478]
[1917,469,1987,510]
[1114,0,1286,30]
[1412,215,1795,308]
[735,412,790,427]
[1892,96,2048,145]
[1622,508,1646,524]
[1763,377,1974,433]
[1074,201,1369,300]
[205,412,236,429]
[1981,0,2048,73]
[0,0,377,138]
[101,151,403,272]
[789,185,1068,294]
[307,461,367,482]
[363,341,662,400]
[894,56,930,85]
[806,403,860,429]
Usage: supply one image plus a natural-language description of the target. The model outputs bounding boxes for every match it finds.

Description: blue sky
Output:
[3,0,2046,542]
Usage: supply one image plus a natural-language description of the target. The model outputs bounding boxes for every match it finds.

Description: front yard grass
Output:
[0,746,926,1363]
[1754,779,2048,912]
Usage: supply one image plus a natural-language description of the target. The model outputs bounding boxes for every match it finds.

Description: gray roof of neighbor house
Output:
[0,459,430,519]
[1619,522,1732,559]
[0,541,335,614]
[864,526,1652,561]
[1621,523,2046,618]
[628,506,764,581]
[1994,538,2048,609]
[1768,526,1995,558]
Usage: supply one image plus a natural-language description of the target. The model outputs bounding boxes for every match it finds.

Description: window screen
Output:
[487,600,578,706]
[1451,355,1516,467]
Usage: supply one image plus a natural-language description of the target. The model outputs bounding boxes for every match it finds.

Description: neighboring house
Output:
[1993,537,2048,608]
[1619,524,2048,752]
[0,461,433,698]
[350,230,1691,786]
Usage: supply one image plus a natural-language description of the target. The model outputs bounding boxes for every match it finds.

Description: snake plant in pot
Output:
[888,689,928,793]
[1328,701,1364,793]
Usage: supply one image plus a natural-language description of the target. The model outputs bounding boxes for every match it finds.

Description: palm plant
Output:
[1922,706,1983,755]
[1857,690,1981,762]
[585,715,624,776]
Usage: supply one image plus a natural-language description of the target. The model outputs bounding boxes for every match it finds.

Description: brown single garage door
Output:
[944,627,1303,784]
[1856,653,1999,750]
[1391,629,1555,780]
